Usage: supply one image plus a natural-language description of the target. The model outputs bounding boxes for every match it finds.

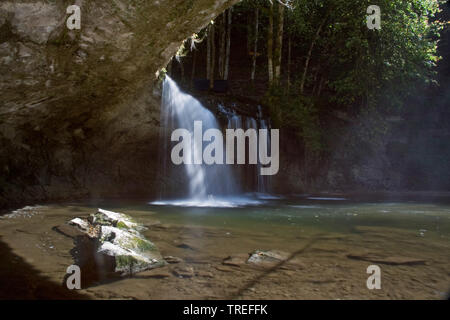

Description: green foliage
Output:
[265,86,323,155]
[287,0,441,111]
[261,0,441,162]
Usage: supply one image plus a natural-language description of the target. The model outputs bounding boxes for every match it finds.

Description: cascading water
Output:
[257,106,272,195]
[152,76,271,207]
[221,105,272,195]
[154,76,246,207]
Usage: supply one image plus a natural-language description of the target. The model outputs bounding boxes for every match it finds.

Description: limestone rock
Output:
[222,250,294,269]
[68,208,166,276]
[0,2,64,44]
[247,250,290,267]
[0,0,240,210]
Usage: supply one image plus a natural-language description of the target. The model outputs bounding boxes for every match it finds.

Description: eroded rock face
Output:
[0,0,239,208]
[0,0,329,204]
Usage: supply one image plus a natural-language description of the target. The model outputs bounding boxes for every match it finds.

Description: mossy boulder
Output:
[69,208,166,276]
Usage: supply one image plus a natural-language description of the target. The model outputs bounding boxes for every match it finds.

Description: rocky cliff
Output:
[0,0,239,208]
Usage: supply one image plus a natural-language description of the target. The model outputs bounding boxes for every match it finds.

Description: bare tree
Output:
[209,22,216,89]
[219,13,226,79]
[287,35,291,91]
[267,0,293,85]
[251,7,259,82]
[206,25,211,80]
[300,16,327,94]
[267,1,274,84]
[274,1,284,84]
[224,8,232,80]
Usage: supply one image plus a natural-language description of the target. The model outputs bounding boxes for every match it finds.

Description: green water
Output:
[90,196,450,238]
[1,195,449,299]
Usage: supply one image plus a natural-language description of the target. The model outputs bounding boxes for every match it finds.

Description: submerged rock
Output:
[222,250,294,269]
[172,265,195,278]
[347,253,427,266]
[164,255,183,264]
[247,250,290,267]
[68,208,166,277]
[215,265,235,273]
[176,242,199,251]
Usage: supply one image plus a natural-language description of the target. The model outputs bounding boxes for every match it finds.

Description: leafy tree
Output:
[288,0,441,112]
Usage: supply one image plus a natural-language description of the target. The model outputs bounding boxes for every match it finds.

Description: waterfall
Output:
[152,76,271,207]
[257,105,271,195]
[222,106,272,195]
[157,76,239,202]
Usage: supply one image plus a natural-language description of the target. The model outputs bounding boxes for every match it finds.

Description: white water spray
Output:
[153,76,273,207]
[158,76,238,200]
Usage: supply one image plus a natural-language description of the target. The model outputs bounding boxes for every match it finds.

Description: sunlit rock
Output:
[68,208,166,276]
[247,250,290,267]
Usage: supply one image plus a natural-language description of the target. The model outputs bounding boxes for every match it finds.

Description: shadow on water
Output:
[0,236,90,300]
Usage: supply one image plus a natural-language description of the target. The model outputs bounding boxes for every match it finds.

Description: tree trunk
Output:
[251,8,259,82]
[287,35,291,91]
[224,8,232,81]
[317,76,325,97]
[206,25,211,79]
[247,13,252,54]
[304,144,308,188]
[267,1,274,85]
[311,67,319,95]
[219,13,226,79]
[274,2,284,84]
[209,22,215,90]
[300,17,326,94]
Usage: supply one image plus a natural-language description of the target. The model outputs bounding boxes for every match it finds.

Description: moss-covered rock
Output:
[69,208,165,276]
